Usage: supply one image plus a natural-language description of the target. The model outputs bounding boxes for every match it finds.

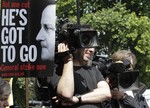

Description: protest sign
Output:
[0,0,56,77]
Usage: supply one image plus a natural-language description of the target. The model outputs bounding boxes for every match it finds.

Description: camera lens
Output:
[80,33,92,47]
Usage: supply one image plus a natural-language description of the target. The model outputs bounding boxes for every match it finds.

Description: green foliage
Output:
[56,0,76,19]
[81,3,130,51]
[13,78,37,107]
[13,78,26,107]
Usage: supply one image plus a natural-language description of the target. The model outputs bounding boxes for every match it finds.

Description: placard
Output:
[0,0,56,77]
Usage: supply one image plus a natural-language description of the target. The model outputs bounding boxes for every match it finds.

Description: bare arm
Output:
[56,43,74,99]
[56,80,111,106]
[78,81,111,103]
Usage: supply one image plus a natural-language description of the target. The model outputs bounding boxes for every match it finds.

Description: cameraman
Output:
[48,31,111,107]
[102,50,149,108]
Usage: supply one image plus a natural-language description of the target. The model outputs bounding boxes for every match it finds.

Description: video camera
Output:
[55,19,100,63]
[92,55,139,91]
[56,19,100,49]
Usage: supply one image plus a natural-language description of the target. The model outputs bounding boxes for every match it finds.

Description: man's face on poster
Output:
[36,5,56,61]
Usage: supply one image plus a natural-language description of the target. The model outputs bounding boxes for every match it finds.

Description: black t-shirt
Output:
[48,65,105,108]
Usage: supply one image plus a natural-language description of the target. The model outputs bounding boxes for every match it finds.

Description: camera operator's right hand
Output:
[58,43,69,53]
[57,43,73,62]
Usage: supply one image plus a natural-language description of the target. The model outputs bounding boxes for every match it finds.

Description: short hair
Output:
[111,50,137,68]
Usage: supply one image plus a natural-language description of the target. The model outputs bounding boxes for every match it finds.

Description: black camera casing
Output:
[57,23,100,49]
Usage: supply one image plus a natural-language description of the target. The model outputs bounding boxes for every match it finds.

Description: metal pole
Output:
[25,78,29,108]
[76,0,80,25]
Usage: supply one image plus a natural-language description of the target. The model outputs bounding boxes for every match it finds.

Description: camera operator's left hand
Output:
[52,96,78,106]
[111,88,125,100]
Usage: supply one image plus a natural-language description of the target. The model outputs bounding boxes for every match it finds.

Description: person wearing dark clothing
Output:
[48,43,111,108]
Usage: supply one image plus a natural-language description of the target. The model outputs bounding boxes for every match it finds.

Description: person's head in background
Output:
[111,50,137,70]
[36,1,56,61]
[0,78,11,108]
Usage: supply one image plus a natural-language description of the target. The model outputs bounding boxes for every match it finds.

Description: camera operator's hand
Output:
[58,43,69,53]
[111,88,125,100]
[57,43,73,62]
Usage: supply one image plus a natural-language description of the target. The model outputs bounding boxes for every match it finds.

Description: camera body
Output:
[57,23,100,49]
